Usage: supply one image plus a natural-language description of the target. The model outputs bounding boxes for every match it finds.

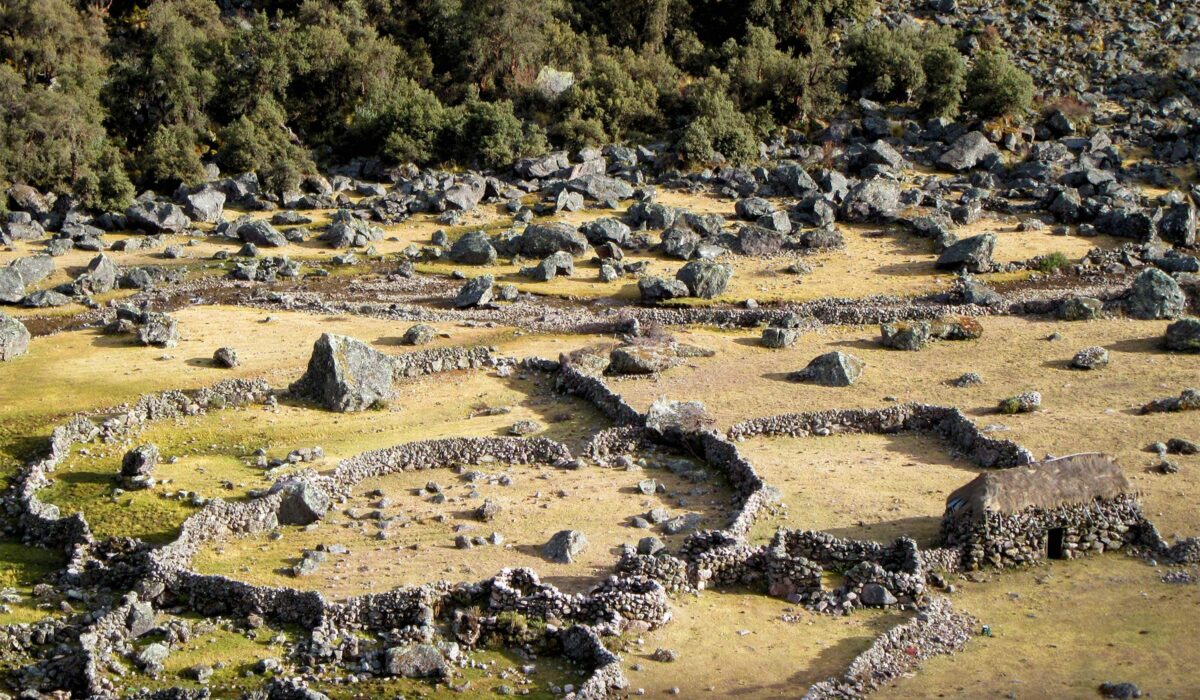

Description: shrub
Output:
[965,48,1034,119]
[353,79,448,165]
[844,26,925,102]
[1034,251,1070,273]
[445,92,547,169]
[920,44,966,117]
[675,72,760,165]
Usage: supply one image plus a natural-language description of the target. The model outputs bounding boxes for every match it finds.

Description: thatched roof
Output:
[945,453,1131,520]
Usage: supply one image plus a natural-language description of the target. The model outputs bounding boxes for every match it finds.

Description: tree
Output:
[965,48,1034,119]
[350,79,449,165]
[217,99,314,196]
[445,91,548,169]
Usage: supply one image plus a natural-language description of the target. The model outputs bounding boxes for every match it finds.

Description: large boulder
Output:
[638,276,689,304]
[568,174,634,202]
[524,251,574,281]
[289,333,396,412]
[385,645,448,679]
[1165,318,1200,352]
[320,211,383,248]
[126,200,190,233]
[543,529,588,563]
[840,178,900,222]
[180,187,226,224]
[880,321,931,350]
[579,218,631,246]
[790,351,865,386]
[661,225,701,260]
[675,260,732,299]
[3,213,45,241]
[608,344,678,375]
[78,253,119,294]
[443,176,485,211]
[449,231,498,265]
[453,275,495,308]
[271,477,331,526]
[0,267,25,303]
[136,312,179,348]
[520,222,589,258]
[1158,202,1197,247]
[937,131,999,172]
[516,152,570,179]
[0,313,31,361]
[737,225,788,256]
[936,234,996,273]
[237,219,288,248]
[10,256,54,287]
[1126,268,1185,320]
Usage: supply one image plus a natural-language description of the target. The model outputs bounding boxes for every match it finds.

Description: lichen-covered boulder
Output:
[271,477,331,526]
[543,529,588,563]
[385,644,448,678]
[453,275,494,308]
[1165,318,1200,352]
[289,333,395,412]
[790,351,865,387]
[1126,268,1185,320]
[519,222,589,258]
[0,313,30,361]
[675,260,732,299]
[936,234,996,273]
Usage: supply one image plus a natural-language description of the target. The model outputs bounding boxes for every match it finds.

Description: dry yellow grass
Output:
[613,317,1200,536]
[192,448,731,597]
[738,432,983,547]
[619,589,908,697]
[878,554,1200,699]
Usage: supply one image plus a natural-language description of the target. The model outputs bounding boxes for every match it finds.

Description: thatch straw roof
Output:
[945,453,1131,520]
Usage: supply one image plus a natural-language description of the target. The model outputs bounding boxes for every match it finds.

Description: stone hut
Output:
[941,453,1145,569]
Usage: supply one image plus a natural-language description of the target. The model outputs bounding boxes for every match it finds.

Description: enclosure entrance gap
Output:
[1047,528,1066,559]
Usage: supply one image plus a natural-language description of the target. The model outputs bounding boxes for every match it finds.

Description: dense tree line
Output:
[0,0,1034,210]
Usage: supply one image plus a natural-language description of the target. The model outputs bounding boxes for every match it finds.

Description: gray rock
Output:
[289,333,395,412]
[401,324,437,346]
[661,225,701,260]
[444,176,485,211]
[580,218,631,246]
[790,351,865,386]
[80,253,119,295]
[0,314,31,361]
[735,197,775,221]
[840,178,900,222]
[1069,346,1109,370]
[126,200,190,233]
[1165,318,1200,352]
[121,444,160,479]
[761,327,799,348]
[639,276,689,303]
[450,231,498,265]
[272,478,331,526]
[936,234,996,273]
[10,255,54,286]
[21,289,71,308]
[859,583,898,606]
[1057,296,1103,321]
[638,536,666,556]
[213,346,239,368]
[675,260,732,299]
[525,251,574,281]
[543,529,588,563]
[609,344,677,375]
[127,601,157,638]
[1127,268,1185,320]
[136,312,179,348]
[385,644,448,678]
[136,642,170,672]
[453,275,495,308]
[880,321,931,350]
[181,187,226,224]
[0,267,26,303]
[237,219,289,248]
[520,222,589,257]
[937,131,999,172]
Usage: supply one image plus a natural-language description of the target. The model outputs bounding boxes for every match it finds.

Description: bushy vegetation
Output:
[0,0,1037,208]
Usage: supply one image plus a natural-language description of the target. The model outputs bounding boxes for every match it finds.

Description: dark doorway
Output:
[1047,528,1066,559]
